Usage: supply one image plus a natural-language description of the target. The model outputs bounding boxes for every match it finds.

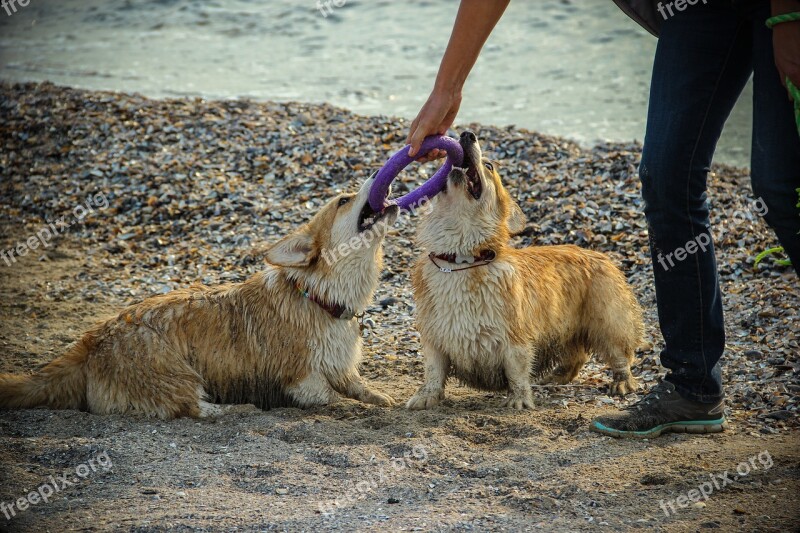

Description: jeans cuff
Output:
[667,377,725,404]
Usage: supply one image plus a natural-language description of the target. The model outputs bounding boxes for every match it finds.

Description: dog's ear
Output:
[266,228,317,267]
[508,200,526,235]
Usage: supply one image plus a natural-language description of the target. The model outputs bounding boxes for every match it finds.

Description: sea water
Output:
[0,0,752,167]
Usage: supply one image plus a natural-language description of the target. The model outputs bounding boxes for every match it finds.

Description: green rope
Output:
[765,12,800,28]
[789,78,800,139]
[754,247,792,267]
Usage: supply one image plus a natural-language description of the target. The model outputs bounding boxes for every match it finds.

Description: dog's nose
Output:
[460,131,477,143]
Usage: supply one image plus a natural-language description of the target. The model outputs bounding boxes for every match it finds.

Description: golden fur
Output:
[406,133,644,410]
[0,177,398,418]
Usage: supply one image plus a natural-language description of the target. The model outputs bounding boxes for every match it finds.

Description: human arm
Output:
[406,0,510,160]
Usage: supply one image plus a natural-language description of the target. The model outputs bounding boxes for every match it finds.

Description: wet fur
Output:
[0,177,397,418]
[407,134,643,410]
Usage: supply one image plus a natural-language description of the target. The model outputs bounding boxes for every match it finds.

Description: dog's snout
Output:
[460,131,477,143]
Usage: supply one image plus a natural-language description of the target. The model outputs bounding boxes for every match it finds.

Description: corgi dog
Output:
[0,176,398,419]
[406,131,643,410]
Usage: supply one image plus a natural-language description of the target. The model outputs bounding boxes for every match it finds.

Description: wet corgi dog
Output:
[0,176,398,418]
[406,131,643,410]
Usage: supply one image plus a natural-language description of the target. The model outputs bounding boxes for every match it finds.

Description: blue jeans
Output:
[640,0,800,403]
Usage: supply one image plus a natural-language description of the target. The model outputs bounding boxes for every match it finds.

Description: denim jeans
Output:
[639,0,800,403]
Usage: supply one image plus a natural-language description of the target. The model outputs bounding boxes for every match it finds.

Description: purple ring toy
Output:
[368,135,464,212]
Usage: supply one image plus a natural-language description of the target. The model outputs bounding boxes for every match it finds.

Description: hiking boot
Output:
[590,381,727,438]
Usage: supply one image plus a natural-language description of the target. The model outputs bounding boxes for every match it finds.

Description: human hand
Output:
[405,89,462,162]
[771,1,800,96]
[774,21,800,96]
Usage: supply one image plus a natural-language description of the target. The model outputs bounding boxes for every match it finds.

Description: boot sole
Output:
[590,418,727,439]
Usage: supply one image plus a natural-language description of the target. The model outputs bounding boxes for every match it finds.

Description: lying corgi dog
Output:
[0,176,398,418]
[406,131,643,410]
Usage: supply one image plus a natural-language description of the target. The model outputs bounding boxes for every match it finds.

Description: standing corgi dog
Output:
[406,131,643,410]
[0,176,398,418]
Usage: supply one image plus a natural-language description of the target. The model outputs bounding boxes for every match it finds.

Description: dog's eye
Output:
[483,161,494,171]
[337,196,351,207]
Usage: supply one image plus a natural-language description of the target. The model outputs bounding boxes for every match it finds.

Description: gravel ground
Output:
[0,82,798,532]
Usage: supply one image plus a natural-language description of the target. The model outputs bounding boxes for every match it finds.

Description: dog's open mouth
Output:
[358,202,397,233]
[459,134,483,200]
[465,165,482,200]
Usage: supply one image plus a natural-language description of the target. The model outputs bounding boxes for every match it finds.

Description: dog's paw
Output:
[365,391,396,407]
[539,371,574,386]
[500,390,534,410]
[405,391,443,410]
[609,375,638,396]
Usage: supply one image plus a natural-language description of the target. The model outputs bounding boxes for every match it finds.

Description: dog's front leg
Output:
[406,340,449,410]
[288,371,341,407]
[330,371,395,407]
[500,348,535,410]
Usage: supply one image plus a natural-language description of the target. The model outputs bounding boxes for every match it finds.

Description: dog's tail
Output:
[0,338,90,411]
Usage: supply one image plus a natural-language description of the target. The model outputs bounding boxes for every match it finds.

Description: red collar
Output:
[428,250,496,273]
[295,281,360,320]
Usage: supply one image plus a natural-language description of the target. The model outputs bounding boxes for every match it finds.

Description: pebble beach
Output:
[0,82,798,531]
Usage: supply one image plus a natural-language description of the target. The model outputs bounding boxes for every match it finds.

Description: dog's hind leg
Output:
[86,341,205,419]
[594,343,638,396]
[406,340,449,410]
[540,344,589,385]
[589,327,639,395]
[584,272,642,396]
[197,401,260,417]
[196,387,260,417]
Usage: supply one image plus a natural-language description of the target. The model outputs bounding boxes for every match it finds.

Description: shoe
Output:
[590,381,727,439]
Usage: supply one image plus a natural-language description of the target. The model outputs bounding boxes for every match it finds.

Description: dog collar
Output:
[428,250,496,273]
[295,281,360,320]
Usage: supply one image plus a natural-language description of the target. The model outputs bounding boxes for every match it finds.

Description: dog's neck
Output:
[281,252,381,318]
[429,249,497,264]
[417,202,509,258]
[419,221,507,260]
[293,279,360,319]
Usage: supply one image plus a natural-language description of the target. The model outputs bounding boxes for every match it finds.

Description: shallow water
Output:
[0,0,752,166]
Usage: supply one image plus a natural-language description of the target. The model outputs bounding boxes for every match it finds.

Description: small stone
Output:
[764,410,793,420]
[275,488,289,495]
[379,297,399,308]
